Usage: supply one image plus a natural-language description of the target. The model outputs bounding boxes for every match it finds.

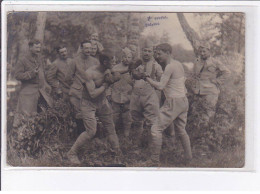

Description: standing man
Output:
[192,43,230,125]
[67,53,121,165]
[46,45,75,100]
[90,32,104,53]
[129,40,163,147]
[110,47,133,137]
[145,43,192,166]
[14,39,53,124]
[177,13,230,126]
[69,40,100,119]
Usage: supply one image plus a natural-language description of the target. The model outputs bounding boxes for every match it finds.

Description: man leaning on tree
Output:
[13,39,53,127]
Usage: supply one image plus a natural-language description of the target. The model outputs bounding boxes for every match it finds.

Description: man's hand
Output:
[210,78,220,87]
[104,71,120,85]
[132,70,146,80]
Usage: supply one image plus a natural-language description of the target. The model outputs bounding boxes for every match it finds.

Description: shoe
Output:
[67,151,81,165]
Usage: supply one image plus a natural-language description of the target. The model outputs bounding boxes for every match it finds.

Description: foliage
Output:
[194,13,245,56]
[7,98,79,166]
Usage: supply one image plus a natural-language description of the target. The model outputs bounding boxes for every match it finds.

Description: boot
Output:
[67,131,89,165]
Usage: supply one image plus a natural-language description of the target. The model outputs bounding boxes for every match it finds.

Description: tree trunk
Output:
[35,12,47,42]
[177,13,201,57]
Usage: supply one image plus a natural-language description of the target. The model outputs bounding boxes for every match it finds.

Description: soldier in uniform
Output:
[69,40,100,119]
[46,45,75,101]
[67,53,121,165]
[14,39,53,125]
[129,40,163,147]
[145,43,192,166]
[109,47,133,137]
[192,43,230,125]
[177,13,230,126]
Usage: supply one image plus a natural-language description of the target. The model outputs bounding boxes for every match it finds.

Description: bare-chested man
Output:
[145,43,192,166]
[67,53,121,165]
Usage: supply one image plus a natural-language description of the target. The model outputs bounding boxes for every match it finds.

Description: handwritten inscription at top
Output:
[145,16,168,27]
[147,16,168,21]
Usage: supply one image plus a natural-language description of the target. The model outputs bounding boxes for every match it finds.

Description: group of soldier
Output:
[13,31,230,166]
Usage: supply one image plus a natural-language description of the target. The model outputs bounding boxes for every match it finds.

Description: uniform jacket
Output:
[15,52,53,110]
[111,63,133,104]
[193,57,230,95]
[46,57,75,95]
[133,59,163,96]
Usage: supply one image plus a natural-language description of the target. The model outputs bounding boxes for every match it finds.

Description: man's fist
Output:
[129,59,142,72]
[132,70,146,80]
[104,70,121,85]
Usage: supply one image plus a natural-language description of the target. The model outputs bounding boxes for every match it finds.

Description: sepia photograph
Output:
[4,11,245,168]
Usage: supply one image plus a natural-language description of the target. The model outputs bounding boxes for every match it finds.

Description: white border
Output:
[2,1,260,190]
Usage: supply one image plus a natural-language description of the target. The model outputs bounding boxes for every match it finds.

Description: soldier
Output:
[14,39,53,125]
[46,45,75,100]
[69,40,100,120]
[192,43,230,125]
[177,13,230,126]
[67,53,121,165]
[145,43,192,166]
[90,32,104,53]
[109,47,133,137]
[129,40,163,147]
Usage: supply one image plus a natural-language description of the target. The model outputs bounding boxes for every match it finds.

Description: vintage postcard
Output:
[2,4,247,169]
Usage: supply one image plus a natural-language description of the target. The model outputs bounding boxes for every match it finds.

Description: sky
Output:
[141,13,200,51]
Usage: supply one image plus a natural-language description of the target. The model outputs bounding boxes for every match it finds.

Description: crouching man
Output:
[145,43,192,166]
[67,53,121,165]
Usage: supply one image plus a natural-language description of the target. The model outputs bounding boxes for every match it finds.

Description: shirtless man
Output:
[145,43,192,166]
[67,53,121,165]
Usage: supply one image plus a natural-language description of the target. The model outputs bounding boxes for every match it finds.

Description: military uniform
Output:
[69,53,100,118]
[15,53,53,116]
[192,57,230,122]
[46,58,75,100]
[110,63,133,137]
[130,59,163,144]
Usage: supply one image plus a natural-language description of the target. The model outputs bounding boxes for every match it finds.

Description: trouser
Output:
[130,91,159,145]
[150,96,192,162]
[69,95,81,119]
[112,101,132,137]
[69,97,120,154]
[13,90,40,127]
[198,93,219,124]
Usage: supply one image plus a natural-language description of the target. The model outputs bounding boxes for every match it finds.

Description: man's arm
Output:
[15,60,38,81]
[177,13,201,57]
[85,73,108,99]
[154,63,163,81]
[213,59,231,85]
[45,62,62,94]
[146,64,173,91]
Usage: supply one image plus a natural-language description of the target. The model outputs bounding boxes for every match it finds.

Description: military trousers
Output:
[80,98,120,150]
[130,90,159,145]
[111,101,132,137]
[150,96,192,162]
